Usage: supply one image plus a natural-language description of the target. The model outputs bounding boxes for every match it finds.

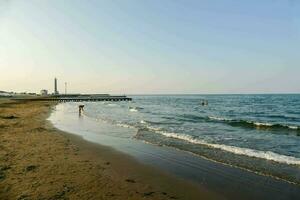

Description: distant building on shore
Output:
[54,77,59,95]
[40,89,48,96]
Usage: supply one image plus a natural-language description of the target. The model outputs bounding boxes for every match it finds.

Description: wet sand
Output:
[0,100,221,200]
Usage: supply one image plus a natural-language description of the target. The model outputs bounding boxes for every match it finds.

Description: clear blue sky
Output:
[0,0,299,94]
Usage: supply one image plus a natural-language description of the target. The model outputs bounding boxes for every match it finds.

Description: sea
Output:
[50,94,300,186]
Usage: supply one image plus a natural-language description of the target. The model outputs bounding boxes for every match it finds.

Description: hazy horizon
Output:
[1,0,299,94]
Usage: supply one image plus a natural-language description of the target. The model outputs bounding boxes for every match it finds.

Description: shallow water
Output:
[52,94,300,184]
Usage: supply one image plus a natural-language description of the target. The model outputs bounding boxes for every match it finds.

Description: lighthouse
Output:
[54,78,59,95]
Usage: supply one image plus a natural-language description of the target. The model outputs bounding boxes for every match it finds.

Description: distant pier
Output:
[12,94,132,102]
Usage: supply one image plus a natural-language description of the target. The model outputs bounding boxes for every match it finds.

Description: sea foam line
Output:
[150,129,300,165]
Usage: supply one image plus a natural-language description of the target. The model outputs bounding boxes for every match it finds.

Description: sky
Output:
[0,0,299,94]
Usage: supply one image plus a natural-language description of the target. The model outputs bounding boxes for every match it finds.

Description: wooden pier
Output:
[12,95,132,102]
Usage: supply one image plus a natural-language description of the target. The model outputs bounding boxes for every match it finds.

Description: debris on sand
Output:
[1,115,18,119]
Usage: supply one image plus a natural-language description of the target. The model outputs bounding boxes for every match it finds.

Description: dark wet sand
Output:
[0,100,221,199]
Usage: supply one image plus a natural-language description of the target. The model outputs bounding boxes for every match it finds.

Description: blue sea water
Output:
[77,94,300,183]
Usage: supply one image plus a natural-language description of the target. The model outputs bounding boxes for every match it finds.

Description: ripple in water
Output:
[83,94,300,184]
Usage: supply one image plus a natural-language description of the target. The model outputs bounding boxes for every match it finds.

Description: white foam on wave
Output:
[150,129,300,165]
[140,120,147,124]
[288,126,298,130]
[209,116,299,130]
[130,108,138,112]
[107,103,118,107]
[253,122,273,127]
[116,123,135,129]
[208,116,232,121]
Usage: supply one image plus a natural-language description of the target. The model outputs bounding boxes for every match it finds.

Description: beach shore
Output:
[0,100,221,200]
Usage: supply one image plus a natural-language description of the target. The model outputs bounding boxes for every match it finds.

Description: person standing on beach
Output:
[79,105,84,116]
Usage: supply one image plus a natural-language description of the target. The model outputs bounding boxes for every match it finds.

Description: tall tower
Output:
[65,82,67,95]
[54,78,59,95]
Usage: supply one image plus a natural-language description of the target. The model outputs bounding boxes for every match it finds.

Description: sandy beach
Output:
[1,1,299,199]
[0,99,221,200]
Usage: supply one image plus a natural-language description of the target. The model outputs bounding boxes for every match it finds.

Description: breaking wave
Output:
[130,108,138,112]
[144,128,300,165]
[208,116,299,131]
[178,114,299,132]
[129,106,144,112]
[140,119,183,125]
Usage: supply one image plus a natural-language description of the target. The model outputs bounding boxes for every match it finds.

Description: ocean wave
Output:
[208,116,299,131]
[140,119,183,126]
[94,116,136,129]
[178,114,207,122]
[116,123,136,129]
[179,114,299,132]
[107,103,118,107]
[231,120,299,131]
[208,116,232,121]
[253,122,273,127]
[140,120,147,124]
[146,129,300,165]
[130,108,138,112]
[288,126,299,130]
[129,106,143,112]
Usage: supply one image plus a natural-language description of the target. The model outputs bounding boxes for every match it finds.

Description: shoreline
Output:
[0,100,220,199]
[49,101,300,200]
